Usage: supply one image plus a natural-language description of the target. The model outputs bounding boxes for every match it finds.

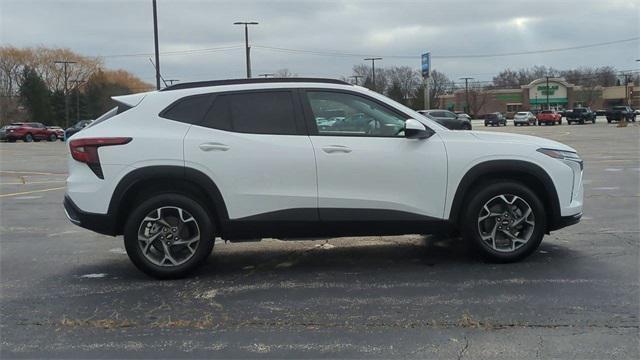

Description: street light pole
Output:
[152,0,161,90]
[460,77,474,114]
[364,57,382,91]
[70,80,85,122]
[234,21,259,78]
[54,60,76,129]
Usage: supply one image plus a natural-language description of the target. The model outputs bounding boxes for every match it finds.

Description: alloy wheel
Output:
[137,206,201,267]
[477,194,535,253]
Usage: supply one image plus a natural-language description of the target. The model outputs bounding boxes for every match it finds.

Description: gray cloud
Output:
[2,0,638,84]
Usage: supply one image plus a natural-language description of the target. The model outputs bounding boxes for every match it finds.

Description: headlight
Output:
[537,148,583,170]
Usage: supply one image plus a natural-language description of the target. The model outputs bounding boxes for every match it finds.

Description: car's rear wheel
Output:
[48,134,57,142]
[461,181,546,263]
[124,193,215,279]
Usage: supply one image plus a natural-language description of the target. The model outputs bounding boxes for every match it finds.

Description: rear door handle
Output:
[199,142,230,152]
[321,145,352,154]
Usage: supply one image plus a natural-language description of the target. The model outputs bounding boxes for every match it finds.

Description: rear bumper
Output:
[64,195,117,236]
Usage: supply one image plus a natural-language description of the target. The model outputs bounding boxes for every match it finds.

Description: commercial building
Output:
[438,78,639,116]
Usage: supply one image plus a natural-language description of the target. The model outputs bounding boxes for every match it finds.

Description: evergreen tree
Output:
[19,67,51,123]
[387,81,404,104]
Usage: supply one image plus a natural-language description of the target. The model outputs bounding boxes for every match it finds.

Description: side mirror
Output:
[405,119,431,139]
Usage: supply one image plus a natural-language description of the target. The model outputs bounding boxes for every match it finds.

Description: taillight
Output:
[69,137,132,179]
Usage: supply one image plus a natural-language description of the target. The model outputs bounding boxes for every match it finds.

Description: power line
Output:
[252,37,639,59]
[100,45,244,58]
[96,37,638,60]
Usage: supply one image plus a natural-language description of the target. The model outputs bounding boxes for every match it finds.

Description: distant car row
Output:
[0,120,93,142]
[416,106,638,130]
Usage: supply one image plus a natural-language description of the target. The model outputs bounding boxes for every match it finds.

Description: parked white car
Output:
[514,111,537,126]
[64,78,583,278]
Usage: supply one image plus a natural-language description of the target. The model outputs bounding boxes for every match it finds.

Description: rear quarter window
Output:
[160,94,214,124]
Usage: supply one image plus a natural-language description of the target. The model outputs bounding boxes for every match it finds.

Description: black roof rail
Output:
[160,77,352,91]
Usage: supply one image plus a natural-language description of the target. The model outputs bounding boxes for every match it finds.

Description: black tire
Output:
[461,123,471,130]
[24,133,33,142]
[48,134,57,142]
[123,193,215,279]
[461,181,546,263]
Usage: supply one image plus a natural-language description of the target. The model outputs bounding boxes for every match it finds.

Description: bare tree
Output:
[429,70,452,107]
[386,66,420,102]
[274,68,297,78]
[467,82,491,118]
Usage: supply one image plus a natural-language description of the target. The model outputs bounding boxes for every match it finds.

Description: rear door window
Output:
[202,91,298,135]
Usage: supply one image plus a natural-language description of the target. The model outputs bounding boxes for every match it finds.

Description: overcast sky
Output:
[2,0,639,85]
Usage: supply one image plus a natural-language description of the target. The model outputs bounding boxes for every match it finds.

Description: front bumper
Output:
[550,212,582,231]
[64,195,117,236]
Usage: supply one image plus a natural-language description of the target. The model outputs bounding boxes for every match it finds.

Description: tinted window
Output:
[443,111,457,119]
[161,94,212,124]
[202,91,297,135]
[306,91,406,137]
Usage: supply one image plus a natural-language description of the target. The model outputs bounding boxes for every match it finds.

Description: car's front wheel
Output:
[48,134,57,142]
[461,181,546,263]
[124,193,215,279]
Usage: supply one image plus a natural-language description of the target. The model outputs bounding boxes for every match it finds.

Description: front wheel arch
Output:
[449,160,561,232]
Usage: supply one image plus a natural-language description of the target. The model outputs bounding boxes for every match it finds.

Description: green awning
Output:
[529,98,568,105]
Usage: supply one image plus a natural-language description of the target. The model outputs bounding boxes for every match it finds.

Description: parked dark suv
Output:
[484,112,507,126]
[417,110,472,130]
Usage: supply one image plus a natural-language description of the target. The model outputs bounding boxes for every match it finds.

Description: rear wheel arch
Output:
[110,166,229,236]
[449,160,561,231]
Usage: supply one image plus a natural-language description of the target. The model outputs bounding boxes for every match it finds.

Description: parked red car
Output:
[1,122,58,142]
[47,126,65,140]
[536,110,562,125]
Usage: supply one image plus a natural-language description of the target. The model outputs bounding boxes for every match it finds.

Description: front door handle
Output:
[199,142,230,152]
[321,145,352,154]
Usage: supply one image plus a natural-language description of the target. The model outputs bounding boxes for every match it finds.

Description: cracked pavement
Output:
[1,121,639,358]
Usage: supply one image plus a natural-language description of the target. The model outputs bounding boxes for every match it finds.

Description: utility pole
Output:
[54,60,76,128]
[258,73,274,78]
[623,73,632,106]
[460,77,473,114]
[152,0,161,90]
[424,78,430,110]
[546,76,550,110]
[70,80,85,122]
[165,79,179,85]
[234,21,259,78]
[364,57,382,91]
[350,75,363,86]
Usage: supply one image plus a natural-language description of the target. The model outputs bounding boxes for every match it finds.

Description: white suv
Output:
[64,78,583,278]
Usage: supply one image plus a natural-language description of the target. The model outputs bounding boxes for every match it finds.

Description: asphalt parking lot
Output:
[1,119,638,358]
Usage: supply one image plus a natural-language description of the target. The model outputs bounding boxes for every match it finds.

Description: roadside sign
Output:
[421,52,430,79]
